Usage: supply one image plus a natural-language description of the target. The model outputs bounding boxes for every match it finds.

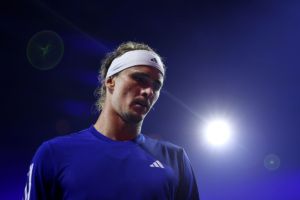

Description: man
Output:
[24,41,200,199]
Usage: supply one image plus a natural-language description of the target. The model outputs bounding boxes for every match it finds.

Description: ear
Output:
[105,76,115,91]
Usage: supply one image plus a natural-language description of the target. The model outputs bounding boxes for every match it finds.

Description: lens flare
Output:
[264,154,280,171]
[27,30,64,70]
[204,119,232,146]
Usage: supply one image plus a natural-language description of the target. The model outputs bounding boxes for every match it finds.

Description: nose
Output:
[141,86,154,99]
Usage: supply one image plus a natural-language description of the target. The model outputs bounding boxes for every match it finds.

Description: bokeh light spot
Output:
[264,154,280,171]
[27,30,64,70]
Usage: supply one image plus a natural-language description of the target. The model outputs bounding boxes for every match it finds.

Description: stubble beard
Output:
[122,110,145,125]
[121,101,150,125]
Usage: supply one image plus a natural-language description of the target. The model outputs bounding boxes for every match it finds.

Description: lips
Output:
[133,99,150,111]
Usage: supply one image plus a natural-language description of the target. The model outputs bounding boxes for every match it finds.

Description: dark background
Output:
[2,0,300,199]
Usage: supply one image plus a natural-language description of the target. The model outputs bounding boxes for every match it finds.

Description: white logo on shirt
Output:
[150,160,164,168]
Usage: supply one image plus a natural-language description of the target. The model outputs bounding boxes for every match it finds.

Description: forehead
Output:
[121,65,164,82]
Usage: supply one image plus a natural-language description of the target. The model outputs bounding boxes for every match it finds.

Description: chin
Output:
[124,112,145,124]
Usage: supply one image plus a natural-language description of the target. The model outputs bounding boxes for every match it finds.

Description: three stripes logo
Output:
[150,160,164,168]
[150,58,158,64]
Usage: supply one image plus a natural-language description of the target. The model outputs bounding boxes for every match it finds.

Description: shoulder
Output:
[142,134,184,153]
[49,127,91,142]
[40,127,95,150]
[33,127,94,159]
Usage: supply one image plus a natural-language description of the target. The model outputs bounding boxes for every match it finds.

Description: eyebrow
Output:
[132,72,163,88]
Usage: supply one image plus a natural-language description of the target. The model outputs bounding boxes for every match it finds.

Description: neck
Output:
[94,106,142,141]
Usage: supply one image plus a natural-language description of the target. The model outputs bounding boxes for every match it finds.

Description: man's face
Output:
[108,65,164,124]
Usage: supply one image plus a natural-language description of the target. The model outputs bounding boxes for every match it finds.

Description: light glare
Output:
[204,119,232,146]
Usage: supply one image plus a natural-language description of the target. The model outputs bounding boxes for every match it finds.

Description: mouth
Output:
[132,99,150,111]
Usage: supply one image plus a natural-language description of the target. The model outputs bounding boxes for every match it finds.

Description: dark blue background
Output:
[2,0,300,199]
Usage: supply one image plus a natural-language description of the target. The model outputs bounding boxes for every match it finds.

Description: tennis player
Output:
[23,41,200,200]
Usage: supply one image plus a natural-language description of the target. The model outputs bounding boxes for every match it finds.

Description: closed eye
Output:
[132,74,148,85]
[131,73,162,91]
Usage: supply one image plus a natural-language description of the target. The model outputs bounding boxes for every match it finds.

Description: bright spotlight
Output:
[204,119,232,147]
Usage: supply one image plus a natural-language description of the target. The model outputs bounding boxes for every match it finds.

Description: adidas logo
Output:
[150,160,164,168]
[150,58,158,64]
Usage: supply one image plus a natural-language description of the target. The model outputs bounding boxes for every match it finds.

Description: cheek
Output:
[111,85,127,105]
[118,84,137,101]
[152,92,160,104]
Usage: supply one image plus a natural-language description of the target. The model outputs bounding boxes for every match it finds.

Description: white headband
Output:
[106,50,165,78]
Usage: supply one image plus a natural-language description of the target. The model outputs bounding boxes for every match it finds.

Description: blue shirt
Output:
[23,126,200,200]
